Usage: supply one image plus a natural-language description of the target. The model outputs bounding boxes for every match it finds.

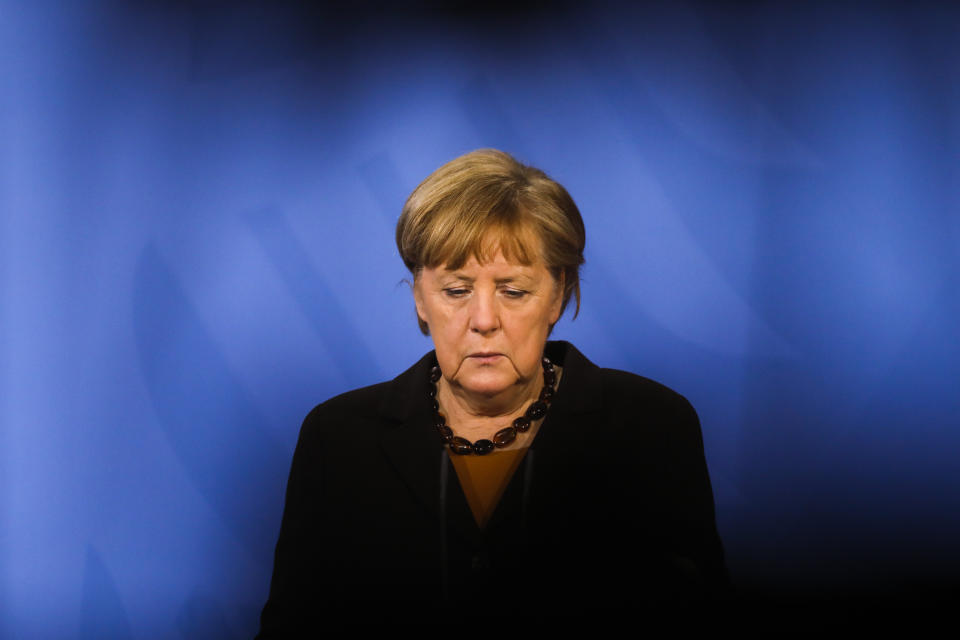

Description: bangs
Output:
[419,209,542,271]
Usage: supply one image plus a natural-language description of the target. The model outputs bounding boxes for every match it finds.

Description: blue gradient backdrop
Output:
[3,1,959,637]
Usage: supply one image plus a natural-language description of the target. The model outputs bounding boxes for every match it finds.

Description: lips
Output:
[468,352,504,363]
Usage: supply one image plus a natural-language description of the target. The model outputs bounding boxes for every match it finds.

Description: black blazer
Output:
[257,341,727,634]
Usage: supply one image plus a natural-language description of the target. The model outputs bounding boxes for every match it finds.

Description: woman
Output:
[257,150,727,633]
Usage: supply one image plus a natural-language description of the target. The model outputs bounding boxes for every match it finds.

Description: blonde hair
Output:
[396,149,586,335]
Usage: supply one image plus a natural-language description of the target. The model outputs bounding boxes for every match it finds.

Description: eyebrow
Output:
[444,273,531,285]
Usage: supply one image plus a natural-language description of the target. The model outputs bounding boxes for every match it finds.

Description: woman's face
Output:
[414,248,563,401]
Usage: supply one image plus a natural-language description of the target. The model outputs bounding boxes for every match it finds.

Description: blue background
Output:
[3,1,959,636]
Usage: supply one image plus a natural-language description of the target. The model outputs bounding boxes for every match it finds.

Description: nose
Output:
[469,290,500,335]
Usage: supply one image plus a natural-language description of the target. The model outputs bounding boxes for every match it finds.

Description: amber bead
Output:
[526,400,548,420]
[543,369,556,387]
[449,437,474,455]
[473,439,495,455]
[493,426,517,447]
[436,424,453,442]
[513,416,531,432]
[434,414,446,428]
[430,366,442,383]
[539,386,554,402]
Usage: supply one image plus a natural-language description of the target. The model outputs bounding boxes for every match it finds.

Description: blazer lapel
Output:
[375,351,482,544]
[530,341,605,454]
[377,351,445,520]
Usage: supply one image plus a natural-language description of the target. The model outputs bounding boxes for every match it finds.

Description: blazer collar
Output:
[532,341,604,453]
[377,349,437,424]
[376,350,443,523]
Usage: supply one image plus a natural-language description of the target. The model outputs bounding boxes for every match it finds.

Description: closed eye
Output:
[502,289,528,299]
[443,288,470,298]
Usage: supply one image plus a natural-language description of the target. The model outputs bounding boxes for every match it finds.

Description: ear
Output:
[413,276,427,325]
[549,272,565,325]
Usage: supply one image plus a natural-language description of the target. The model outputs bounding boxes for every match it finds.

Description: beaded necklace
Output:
[430,356,557,455]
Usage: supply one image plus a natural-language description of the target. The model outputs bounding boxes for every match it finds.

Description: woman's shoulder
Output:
[292,382,392,450]
[298,350,435,435]
[548,342,706,477]
[598,367,691,409]
[551,340,693,414]
[306,379,393,419]
[595,368,699,441]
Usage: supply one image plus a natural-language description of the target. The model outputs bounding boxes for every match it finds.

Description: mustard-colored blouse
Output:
[448,446,529,529]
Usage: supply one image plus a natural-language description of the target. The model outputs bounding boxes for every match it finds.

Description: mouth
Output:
[468,352,504,363]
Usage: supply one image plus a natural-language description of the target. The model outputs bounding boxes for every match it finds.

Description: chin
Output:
[458,374,515,397]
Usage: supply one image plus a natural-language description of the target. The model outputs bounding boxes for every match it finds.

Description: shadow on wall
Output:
[132,244,287,556]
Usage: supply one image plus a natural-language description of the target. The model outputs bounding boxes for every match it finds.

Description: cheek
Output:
[510,309,552,356]
[523,304,555,334]
[433,304,461,330]
[431,305,469,349]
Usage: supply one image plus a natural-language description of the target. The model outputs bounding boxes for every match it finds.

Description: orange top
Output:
[448,446,529,529]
